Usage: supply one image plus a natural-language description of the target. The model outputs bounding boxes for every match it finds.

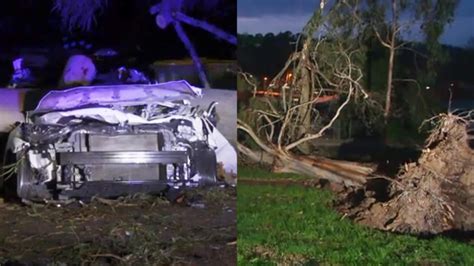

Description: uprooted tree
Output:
[238,0,380,186]
[338,112,474,234]
[238,0,473,234]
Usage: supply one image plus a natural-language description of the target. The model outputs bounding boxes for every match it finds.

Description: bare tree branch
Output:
[175,12,237,45]
[285,79,355,151]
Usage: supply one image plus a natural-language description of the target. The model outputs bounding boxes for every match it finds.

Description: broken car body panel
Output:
[34,80,202,113]
[4,81,236,201]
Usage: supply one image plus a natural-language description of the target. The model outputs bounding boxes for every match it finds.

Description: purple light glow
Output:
[35,80,201,112]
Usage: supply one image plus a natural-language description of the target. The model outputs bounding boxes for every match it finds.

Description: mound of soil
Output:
[338,114,474,235]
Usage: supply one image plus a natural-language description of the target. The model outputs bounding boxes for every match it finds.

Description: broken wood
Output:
[239,143,374,187]
[237,120,375,187]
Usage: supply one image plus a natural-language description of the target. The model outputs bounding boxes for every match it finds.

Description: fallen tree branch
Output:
[238,0,377,187]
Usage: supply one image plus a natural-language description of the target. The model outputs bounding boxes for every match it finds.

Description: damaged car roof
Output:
[34,80,202,112]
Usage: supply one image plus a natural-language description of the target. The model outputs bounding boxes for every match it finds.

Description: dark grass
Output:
[237,166,474,265]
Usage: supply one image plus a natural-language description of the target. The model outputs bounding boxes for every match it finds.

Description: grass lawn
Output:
[238,166,474,265]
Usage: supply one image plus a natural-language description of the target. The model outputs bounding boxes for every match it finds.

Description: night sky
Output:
[238,0,474,47]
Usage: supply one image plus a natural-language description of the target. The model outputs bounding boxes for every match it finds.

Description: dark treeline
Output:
[238,32,474,91]
[238,32,474,143]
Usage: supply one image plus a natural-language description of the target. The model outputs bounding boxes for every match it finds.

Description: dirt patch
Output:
[0,186,236,265]
[337,113,474,235]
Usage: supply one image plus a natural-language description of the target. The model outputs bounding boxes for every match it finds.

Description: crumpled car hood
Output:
[24,80,237,177]
[34,80,201,113]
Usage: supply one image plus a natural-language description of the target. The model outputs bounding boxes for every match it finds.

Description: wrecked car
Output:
[1,80,236,201]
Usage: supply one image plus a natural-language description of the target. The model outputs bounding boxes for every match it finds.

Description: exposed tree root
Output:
[338,113,474,234]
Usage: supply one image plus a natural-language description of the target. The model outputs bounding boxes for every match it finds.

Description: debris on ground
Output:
[337,113,474,234]
[0,186,236,265]
[190,202,206,209]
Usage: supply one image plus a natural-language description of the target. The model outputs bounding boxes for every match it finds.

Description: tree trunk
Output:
[285,5,326,153]
[295,41,313,153]
[383,0,398,124]
[238,143,374,187]
[384,44,395,123]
